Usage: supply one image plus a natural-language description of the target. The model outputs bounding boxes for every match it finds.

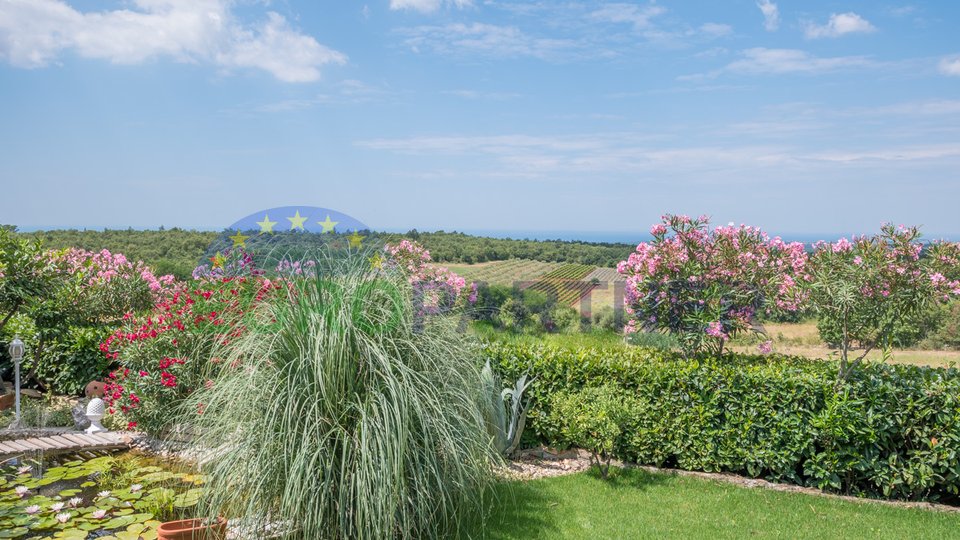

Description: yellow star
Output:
[318,215,339,233]
[228,230,249,248]
[348,231,364,249]
[287,210,308,231]
[369,253,384,270]
[210,252,226,269]
[256,214,277,234]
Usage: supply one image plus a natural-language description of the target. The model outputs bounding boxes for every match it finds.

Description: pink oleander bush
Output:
[617,215,808,357]
[806,224,960,379]
[385,240,475,315]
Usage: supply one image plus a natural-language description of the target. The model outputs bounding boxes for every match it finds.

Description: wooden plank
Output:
[4,440,34,452]
[30,438,59,450]
[47,435,79,449]
[17,440,46,452]
[0,442,23,454]
[60,434,90,447]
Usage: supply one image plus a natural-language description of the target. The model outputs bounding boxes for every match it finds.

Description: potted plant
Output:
[156,516,227,540]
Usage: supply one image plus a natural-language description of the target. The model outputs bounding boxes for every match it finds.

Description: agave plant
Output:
[183,252,496,539]
[481,359,533,458]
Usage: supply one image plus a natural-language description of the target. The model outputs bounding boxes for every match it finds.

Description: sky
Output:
[1,0,959,239]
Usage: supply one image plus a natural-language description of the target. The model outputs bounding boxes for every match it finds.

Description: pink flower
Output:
[55,512,71,524]
[757,340,773,355]
[91,509,107,519]
[15,486,28,497]
[24,505,39,515]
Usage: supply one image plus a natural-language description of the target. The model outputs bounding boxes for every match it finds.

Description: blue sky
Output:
[1,1,959,238]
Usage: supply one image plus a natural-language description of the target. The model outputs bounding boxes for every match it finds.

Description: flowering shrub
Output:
[384,240,474,316]
[101,275,280,434]
[1,243,178,394]
[806,224,960,379]
[617,215,808,356]
[48,248,179,321]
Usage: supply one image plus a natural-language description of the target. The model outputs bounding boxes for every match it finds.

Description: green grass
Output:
[470,468,960,539]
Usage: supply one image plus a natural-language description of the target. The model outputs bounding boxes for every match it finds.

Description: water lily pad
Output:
[172,488,202,508]
[0,527,29,538]
[100,515,137,530]
[53,529,87,540]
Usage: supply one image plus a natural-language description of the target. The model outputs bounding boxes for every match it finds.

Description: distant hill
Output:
[16,228,636,280]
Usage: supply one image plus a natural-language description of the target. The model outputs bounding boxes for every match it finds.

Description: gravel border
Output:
[505,446,960,514]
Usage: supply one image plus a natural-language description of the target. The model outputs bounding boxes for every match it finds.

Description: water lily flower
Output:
[129,484,142,493]
[17,465,31,475]
[97,491,111,499]
[55,512,71,523]
[24,505,40,515]
[50,502,64,512]
[15,486,28,497]
[68,497,82,507]
[91,509,107,519]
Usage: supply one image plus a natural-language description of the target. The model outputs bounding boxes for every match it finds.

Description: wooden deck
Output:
[0,432,129,460]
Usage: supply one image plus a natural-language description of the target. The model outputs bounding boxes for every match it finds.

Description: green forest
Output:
[15,227,635,279]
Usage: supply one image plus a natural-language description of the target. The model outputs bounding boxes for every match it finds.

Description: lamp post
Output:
[7,337,24,429]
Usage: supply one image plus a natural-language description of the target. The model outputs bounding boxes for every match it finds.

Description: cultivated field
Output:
[731,322,960,368]
[444,259,562,286]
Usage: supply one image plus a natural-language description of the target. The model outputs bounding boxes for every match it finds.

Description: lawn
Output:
[472,468,960,539]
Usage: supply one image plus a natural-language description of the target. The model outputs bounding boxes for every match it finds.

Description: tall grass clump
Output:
[184,254,497,539]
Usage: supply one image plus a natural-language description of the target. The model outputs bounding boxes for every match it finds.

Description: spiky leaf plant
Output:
[183,254,496,539]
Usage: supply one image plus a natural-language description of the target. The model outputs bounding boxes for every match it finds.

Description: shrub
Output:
[484,340,960,501]
[806,225,960,379]
[548,385,631,478]
[921,300,960,350]
[185,257,495,538]
[101,275,278,434]
[617,215,808,357]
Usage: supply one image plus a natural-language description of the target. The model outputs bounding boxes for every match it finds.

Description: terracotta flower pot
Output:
[0,393,14,411]
[156,517,227,540]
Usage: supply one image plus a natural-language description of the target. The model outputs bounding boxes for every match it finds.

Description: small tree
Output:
[0,227,57,334]
[617,215,808,357]
[806,225,960,380]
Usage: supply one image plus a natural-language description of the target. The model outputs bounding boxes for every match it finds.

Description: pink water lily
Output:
[129,484,142,493]
[55,512,71,523]
[50,502,64,512]
[16,466,31,475]
[68,497,82,508]
[15,486,28,497]
[91,509,107,519]
[24,505,39,515]
[97,490,111,499]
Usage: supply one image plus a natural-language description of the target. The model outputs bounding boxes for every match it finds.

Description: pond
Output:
[0,451,203,539]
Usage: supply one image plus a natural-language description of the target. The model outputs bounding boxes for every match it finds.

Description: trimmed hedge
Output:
[482,341,960,502]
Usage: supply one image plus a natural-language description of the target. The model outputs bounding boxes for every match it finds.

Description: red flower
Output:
[127,421,137,429]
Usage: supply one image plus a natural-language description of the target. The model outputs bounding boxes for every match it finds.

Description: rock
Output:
[71,401,91,430]
[19,389,42,398]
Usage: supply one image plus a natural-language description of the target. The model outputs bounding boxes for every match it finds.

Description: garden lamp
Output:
[7,337,24,429]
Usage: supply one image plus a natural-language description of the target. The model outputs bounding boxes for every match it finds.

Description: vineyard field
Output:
[444,259,562,286]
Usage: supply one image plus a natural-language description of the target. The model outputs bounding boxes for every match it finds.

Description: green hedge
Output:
[482,341,960,502]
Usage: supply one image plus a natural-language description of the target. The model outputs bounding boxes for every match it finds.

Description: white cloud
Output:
[696,48,872,78]
[389,0,472,14]
[588,3,666,30]
[442,89,521,100]
[756,0,779,31]
[0,0,345,82]
[699,23,733,38]
[804,12,876,39]
[940,56,960,77]
[397,22,579,59]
